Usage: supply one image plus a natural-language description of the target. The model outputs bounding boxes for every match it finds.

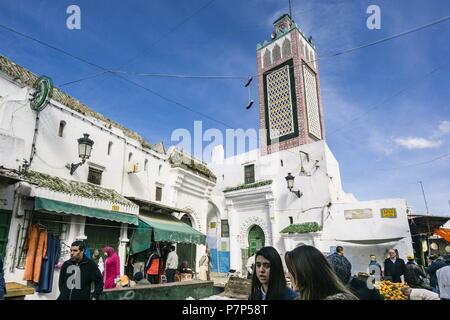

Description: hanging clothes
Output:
[33,228,47,283]
[23,224,39,281]
[98,256,105,274]
[84,244,91,259]
[36,233,61,293]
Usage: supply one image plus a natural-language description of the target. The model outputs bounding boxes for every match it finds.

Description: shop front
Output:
[3,170,139,299]
[127,197,206,285]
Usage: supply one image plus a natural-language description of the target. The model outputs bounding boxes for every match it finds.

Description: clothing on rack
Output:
[24,224,48,283]
[84,244,91,259]
[37,233,61,293]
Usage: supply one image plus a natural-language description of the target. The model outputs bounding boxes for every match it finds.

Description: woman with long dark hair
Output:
[285,245,357,300]
[249,246,298,300]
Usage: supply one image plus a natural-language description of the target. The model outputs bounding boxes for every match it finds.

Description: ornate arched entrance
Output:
[248,225,265,257]
[177,214,197,272]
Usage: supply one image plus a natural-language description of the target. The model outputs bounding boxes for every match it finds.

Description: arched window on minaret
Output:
[301,42,305,58]
[306,48,311,63]
[282,38,291,58]
[263,49,271,68]
[272,44,281,62]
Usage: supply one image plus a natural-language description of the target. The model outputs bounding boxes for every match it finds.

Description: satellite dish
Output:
[30,76,53,112]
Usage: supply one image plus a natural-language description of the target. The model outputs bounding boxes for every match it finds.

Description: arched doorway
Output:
[177,214,197,272]
[248,225,265,257]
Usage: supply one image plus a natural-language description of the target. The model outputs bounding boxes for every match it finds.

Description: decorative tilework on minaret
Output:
[256,14,325,155]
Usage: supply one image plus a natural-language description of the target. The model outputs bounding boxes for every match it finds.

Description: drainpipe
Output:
[27,112,40,169]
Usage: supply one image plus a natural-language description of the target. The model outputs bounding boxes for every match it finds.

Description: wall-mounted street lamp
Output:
[285,172,302,198]
[67,133,94,175]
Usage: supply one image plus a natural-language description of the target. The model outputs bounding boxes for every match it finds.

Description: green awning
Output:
[34,197,138,225]
[130,213,206,254]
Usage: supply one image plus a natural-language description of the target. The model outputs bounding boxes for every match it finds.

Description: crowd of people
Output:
[2,238,449,301]
[54,240,211,300]
[246,245,450,300]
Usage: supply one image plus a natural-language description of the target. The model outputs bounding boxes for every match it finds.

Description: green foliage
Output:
[280,222,321,234]
[223,180,273,193]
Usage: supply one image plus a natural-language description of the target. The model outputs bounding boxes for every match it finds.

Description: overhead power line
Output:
[58,13,450,87]
[0,22,234,129]
[59,0,217,87]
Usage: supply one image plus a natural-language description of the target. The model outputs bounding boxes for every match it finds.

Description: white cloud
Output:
[394,137,442,149]
[438,120,450,134]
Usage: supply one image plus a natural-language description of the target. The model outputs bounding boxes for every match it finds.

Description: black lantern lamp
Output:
[68,133,94,175]
[285,172,302,198]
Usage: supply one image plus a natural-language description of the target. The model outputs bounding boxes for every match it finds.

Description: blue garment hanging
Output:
[36,233,61,293]
[85,244,91,259]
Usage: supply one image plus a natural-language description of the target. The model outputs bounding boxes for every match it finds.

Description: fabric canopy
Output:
[130,212,206,254]
[435,228,450,242]
[34,197,138,225]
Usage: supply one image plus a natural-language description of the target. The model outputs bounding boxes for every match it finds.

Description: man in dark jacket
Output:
[426,255,447,292]
[327,246,352,284]
[383,249,405,283]
[58,241,103,300]
[404,255,427,288]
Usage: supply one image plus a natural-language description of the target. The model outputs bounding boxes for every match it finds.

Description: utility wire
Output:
[332,15,450,58]
[380,151,450,171]
[0,23,234,129]
[329,58,450,135]
[59,0,217,87]
[71,13,450,85]
[1,18,448,163]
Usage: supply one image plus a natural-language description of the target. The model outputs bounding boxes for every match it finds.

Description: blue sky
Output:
[0,0,449,215]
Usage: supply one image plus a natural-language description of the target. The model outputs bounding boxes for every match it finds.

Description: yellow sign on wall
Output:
[111,204,120,212]
[381,208,397,218]
[210,222,217,229]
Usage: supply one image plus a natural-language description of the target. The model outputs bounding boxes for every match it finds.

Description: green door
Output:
[84,218,120,260]
[0,210,12,257]
[248,225,265,257]
[176,215,196,272]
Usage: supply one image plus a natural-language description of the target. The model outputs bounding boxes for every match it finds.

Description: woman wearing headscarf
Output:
[102,246,120,289]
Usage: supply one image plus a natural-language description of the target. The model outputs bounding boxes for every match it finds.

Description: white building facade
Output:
[0,55,215,299]
[208,14,414,276]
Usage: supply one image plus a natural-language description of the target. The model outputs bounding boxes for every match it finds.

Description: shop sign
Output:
[112,204,120,212]
[344,208,373,219]
[381,208,397,218]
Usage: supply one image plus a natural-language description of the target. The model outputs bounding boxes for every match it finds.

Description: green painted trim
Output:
[257,26,297,50]
[130,213,206,254]
[273,13,291,25]
[223,179,273,193]
[256,26,316,51]
[263,59,299,146]
[34,197,138,225]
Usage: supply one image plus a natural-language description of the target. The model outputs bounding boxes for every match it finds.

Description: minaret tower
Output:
[256,14,325,155]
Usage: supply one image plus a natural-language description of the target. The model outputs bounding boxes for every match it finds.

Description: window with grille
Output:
[17,211,68,268]
[244,164,255,184]
[88,167,102,185]
[155,186,162,202]
[302,63,322,140]
[221,220,229,238]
